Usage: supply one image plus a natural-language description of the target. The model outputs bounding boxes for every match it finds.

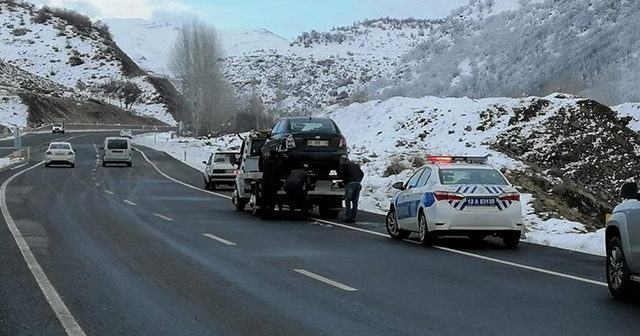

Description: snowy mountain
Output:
[371,0,640,105]
[101,18,289,76]
[0,1,185,127]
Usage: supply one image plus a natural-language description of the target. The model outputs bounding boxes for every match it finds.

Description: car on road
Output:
[385,155,524,248]
[101,137,132,167]
[605,182,640,299]
[119,129,133,138]
[45,142,75,168]
[203,151,240,190]
[51,123,65,134]
[260,116,347,177]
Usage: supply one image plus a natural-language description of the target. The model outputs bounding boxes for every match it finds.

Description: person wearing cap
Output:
[283,163,311,214]
[338,155,364,223]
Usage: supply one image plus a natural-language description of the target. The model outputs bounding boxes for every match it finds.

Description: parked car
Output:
[52,123,65,134]
[101,137,132,167]
[260,116,347,177]
[605,182,640,300]
[385,155,524,248]
[119,129,133,138]
[45,142,75,167]
[203,151,240,190]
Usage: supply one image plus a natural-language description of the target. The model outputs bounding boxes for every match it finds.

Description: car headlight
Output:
[45,151,52,155]
[67,151,74,155]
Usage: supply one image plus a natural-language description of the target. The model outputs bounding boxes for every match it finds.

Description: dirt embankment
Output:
[21,92,166,126]
[491,98,640,230]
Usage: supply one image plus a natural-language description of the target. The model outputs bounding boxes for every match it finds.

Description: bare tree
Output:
[168,19,236,135]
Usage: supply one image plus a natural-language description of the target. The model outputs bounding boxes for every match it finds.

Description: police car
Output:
[385,155,524,248]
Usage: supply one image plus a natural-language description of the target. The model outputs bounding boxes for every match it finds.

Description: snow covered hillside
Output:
[103,16,446,113]
[0,1,179,126]
[102,18,289,76]
[372,0,640,105]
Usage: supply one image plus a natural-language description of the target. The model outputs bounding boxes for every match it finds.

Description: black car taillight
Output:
[339,135,347,149]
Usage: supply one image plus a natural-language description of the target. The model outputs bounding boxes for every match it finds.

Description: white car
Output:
[101,137,132,167]
[45,142,75,168]
[52,123,65,134]
[385,155,524,248]
[119,129,133,138]
[203,151,240,190]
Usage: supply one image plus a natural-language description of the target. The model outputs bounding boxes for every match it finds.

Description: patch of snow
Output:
[0,93,28,128]
[613,103,640,131]
[0,156,20,168]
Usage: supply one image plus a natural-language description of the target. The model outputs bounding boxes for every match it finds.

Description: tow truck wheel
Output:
[386,208,410,240]
[233,195,247,211]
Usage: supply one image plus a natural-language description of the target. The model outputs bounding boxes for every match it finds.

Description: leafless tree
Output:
[168,19,236,135]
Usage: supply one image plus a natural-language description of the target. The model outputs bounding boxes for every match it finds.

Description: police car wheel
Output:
[418,213,433,246]
[502,232,521,249]
[386,209,410,240]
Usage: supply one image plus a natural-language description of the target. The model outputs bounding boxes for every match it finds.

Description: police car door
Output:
[395,167,426,229]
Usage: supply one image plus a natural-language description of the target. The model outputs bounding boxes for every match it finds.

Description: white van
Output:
[101,137,132,167]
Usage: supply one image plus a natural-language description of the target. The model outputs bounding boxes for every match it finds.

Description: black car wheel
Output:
[607,235,635,300]
[386,208,410,240]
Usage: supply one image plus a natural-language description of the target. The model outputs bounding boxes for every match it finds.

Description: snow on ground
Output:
[0,93,28,128]
[133,132,243,172]
[613,103,640,131]
[0,156,20,168]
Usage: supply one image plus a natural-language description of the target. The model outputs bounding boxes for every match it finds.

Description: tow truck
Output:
[230,129,345,218]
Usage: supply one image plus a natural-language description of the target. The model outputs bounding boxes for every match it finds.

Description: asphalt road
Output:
[1,132,640,336]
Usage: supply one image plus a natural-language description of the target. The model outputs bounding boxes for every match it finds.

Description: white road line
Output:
[94,183,100,187]
[153,213,173,221]
[136,148,231,199]
[203,233,236,246]
[311,217,608,287]
[123,199,136,206]
[294,269,358,292]
[104,190,114,195]
[91,177,96,181]
[0,162,87,336]
[9,162,29,171]
[137,146,608,288]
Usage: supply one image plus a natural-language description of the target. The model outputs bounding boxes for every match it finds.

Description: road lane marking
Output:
[203,233,236,246]
[137,146,608,288]
[104,190,114,195]
[153,213,173,221]
[0,162,87,336]
[311,217,608,287]
[294,269,358,292]
[94,183,99,187]
[10,162,29,171]
[136,148,231,199]
[123,199,136,206]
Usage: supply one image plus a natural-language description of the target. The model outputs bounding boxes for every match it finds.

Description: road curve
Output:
[1,132,639,336]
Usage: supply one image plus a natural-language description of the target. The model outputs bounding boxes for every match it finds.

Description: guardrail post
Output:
[183,150,186,162]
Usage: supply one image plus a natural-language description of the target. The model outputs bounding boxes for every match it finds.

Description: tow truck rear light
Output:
[434,190,464,201]
[285,134,296,149]
[498,192,520,202]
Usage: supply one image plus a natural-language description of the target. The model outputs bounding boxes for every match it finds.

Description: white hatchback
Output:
[45,142,75,168]
[385,155,524,248]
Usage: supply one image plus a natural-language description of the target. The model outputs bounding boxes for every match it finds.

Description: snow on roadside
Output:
[0,156,20,168]
[0,93,28,128]
[132,132,243,172]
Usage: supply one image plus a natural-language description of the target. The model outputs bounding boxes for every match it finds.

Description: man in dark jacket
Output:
[283,163,311,214]
[337,155,364,223]
[259,150,286,215]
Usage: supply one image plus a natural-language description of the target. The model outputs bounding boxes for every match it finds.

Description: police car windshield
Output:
[439,168,508,185]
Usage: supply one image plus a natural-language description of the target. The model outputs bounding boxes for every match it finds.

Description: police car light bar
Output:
[427,155,489,164]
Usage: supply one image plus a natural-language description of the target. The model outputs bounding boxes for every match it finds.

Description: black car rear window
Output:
[289,119,337,133]
[439,168,508,185]
[107,140,129,149]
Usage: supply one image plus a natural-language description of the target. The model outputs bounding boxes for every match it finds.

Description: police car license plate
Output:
[465,197,497,206]
[307,140,329,146]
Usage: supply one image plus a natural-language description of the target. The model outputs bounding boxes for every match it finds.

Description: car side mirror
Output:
[392,181,405,190]
[620,182,638,199]
[202,161,207,165]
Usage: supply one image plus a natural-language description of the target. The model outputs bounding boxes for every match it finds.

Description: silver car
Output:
[605,182,640,299]
[203,151,239,190]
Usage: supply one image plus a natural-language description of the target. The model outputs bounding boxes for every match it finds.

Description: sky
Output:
[32,0,471,38]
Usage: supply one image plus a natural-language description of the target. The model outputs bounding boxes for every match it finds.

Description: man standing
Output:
[259,149,286,216]
[338,155,364,223]
[283,163,311,214]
